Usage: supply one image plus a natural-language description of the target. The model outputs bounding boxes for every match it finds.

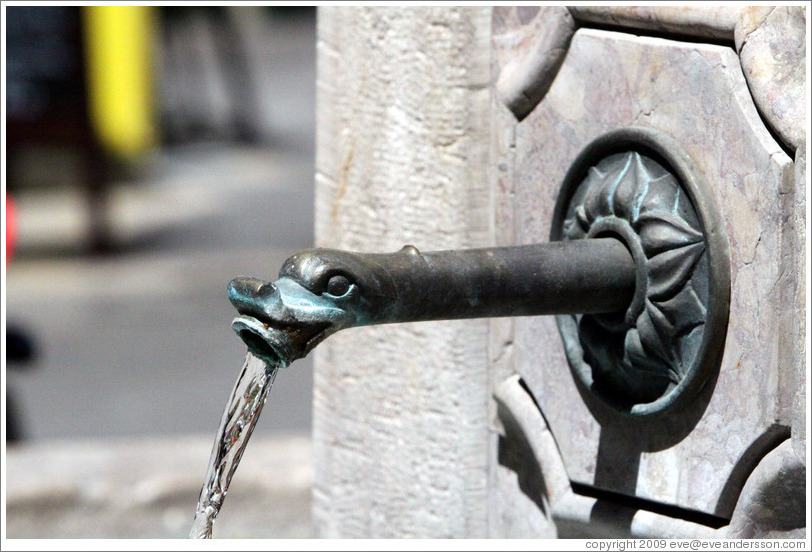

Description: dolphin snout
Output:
[227,275,349,365]
[227,277,278,318]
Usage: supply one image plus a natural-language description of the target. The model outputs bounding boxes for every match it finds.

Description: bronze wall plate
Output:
[551,127,731,417]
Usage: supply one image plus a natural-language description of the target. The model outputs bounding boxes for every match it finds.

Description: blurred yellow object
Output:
[83,6,156,159]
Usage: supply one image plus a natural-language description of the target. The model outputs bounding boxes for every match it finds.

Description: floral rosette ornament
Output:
[559,150,712,410]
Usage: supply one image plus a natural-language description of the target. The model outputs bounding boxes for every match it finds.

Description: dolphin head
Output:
[227,248,399,365]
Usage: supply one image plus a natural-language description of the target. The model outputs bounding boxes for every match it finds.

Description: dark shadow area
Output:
[573,481,730,529]
[497,434,549,516]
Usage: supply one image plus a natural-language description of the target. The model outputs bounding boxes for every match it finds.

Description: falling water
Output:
[189,351,284,539]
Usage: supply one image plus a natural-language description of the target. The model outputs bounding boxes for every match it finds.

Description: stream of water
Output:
[189,351,283,538]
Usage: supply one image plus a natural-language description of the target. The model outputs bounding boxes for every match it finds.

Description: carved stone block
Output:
[505,28,795,518]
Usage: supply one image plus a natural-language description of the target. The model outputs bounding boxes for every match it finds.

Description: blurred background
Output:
[5,5,317,538]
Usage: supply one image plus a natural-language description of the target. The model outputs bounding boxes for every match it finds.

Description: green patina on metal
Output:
[228,239,635,365]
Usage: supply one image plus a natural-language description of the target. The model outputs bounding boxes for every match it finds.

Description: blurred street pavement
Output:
[5,7,317,539]
[6,4,316,444]
[7,142,316,441]
[5,433,313,538]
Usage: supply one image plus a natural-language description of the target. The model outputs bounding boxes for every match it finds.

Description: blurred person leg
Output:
[6,327,37,443]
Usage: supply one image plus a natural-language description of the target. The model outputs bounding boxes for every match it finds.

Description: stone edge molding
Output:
[494,375,805,538]
[494,5,807,150]
[493,375,720,538]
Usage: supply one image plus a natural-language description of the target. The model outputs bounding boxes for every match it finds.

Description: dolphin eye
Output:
[326,274,352,296]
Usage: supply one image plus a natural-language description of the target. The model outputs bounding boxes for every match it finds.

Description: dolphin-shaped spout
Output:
[227,238,636,366]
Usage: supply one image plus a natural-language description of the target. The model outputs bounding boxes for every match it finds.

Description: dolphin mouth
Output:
[231,314,331,366]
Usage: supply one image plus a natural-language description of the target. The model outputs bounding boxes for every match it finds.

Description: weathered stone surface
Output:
[735,6,807,150]
[732,6,774,47]
[313,6,493,538]
[789,144,807,464]
[506,28,795,517]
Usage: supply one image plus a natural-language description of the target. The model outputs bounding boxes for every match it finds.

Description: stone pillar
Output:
[313,7,493,537]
